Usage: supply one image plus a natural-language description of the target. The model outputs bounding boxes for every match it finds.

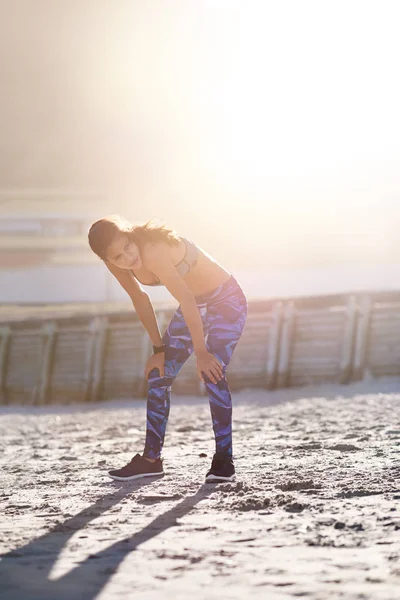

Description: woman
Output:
[88,214,247,483]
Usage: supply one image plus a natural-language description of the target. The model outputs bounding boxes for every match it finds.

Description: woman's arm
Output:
[104,263,163,346]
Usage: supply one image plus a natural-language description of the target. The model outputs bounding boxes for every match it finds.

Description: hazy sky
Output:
[1,1,399,269]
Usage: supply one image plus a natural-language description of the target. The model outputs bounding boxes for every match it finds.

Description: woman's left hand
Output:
[196,351,223,384]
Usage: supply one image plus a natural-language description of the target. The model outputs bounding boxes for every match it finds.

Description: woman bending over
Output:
[88,215,247,483]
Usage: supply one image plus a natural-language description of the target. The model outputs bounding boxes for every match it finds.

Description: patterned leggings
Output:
[143,275,248,460]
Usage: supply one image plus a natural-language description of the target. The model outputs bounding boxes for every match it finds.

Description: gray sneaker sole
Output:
[205,473,236,483]
[108,471,164,481]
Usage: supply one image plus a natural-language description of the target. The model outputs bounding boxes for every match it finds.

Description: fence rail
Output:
[1,290,399,405]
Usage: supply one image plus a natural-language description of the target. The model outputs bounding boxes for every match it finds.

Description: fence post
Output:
[276,301,295,388]
[0,326,12,405]
[89,317,109,402]
[265,302,283,390]
[339,295,357,384]
[352,294,372,381]
[36,321,57,405]
[83,318,100,403]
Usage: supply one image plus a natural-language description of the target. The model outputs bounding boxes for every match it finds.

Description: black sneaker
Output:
[108,453,164,481]
[205,452,235,483]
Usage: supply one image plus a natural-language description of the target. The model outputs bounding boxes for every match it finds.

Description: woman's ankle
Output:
[142,455,157,463]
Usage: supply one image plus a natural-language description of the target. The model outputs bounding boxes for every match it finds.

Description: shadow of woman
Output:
[0,481,214,600]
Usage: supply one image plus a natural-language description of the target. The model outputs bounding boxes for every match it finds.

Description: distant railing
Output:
[1,290,399,405]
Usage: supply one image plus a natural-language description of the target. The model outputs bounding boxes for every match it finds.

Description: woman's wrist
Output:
[152,344,166,354]
[194,346,208,357]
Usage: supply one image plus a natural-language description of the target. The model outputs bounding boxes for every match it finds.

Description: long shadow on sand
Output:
[0,480,214,600]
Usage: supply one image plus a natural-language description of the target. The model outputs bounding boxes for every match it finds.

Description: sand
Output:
[0,379,399,600]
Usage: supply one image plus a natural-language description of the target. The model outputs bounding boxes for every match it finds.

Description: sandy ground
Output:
[0,379,399,600]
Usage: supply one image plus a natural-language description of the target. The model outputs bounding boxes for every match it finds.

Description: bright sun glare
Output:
[155,0,398,259]
[193,1,399,184]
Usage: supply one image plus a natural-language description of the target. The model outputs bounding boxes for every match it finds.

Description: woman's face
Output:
[105,233,142,270]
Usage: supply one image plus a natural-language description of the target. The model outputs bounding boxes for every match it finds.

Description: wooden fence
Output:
[1,290,399,405]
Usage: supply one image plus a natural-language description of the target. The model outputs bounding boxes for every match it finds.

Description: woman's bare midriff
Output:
[182,249,231,296]
[133,238,231,296]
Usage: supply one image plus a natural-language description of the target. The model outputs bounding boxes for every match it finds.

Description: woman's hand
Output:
[145,352,165,378]
[196,350,223,384]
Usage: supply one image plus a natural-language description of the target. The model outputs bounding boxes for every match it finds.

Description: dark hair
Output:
[88,214,180,260]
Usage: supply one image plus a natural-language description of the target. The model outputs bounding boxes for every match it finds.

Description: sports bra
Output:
[131,237,199,287]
